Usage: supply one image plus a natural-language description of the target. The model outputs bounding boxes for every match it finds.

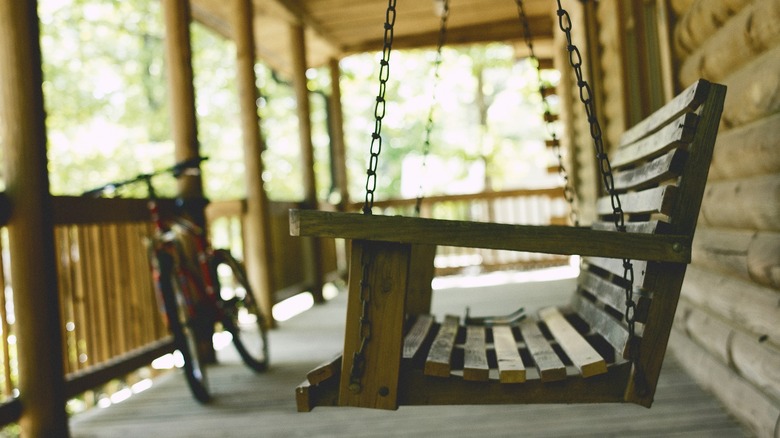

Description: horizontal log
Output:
[709,112,780,181]
[679,0,780,85]
[680,265,780,349]
[719,45,780,130]
[673,0,749,57]
[668,330,780,438]
[290,210,692,263]
[692,227,780,290]
[699,174,780,232]
[679,300,780,402]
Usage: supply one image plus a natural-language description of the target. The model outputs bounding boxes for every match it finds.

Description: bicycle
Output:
[84,157,269,403]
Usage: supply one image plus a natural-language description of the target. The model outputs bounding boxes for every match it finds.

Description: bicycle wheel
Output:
[212,249,269,372]
[156,250,211,403]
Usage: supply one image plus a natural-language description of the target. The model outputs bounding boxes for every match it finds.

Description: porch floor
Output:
[70,269,749,437]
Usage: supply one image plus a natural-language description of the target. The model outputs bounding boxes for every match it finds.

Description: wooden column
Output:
[290,23,324,301]
[162,0,203,201]
[232,0,276,323]
[0,1,69,435]
[328,58,350,209]
[162,0,214,360]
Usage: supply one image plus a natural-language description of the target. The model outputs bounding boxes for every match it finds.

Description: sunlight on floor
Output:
[271,282,340,322]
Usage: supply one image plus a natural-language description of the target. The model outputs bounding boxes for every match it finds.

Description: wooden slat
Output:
[585,257,648,285]
[291,210,691,263]
[518,319,566,382]
[492,325,526,383]
[591,220,669,235]
[596,185,678,217]
[424,315,460,378]
[539,307,607,378]
[613,148,688,191]
[463,326,489,381]
[612,112,698,169]
[570,297,630,359]
[307,353,342,385]
[403,314,434,360]
[577,271,650,323]
[619,79,711,147]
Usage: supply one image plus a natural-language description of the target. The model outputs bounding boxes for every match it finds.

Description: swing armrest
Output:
[289,209,691,263]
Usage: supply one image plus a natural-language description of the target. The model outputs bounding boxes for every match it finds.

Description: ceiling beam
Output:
[342,15,553,54]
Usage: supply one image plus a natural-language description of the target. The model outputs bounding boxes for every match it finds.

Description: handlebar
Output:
[83,156,208,198]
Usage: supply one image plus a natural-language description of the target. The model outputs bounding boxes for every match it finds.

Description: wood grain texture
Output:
[462,326,489,381]
[492,325,526,383]
[290,210,691,263]
[424,315,460,378]
[539,307,607,378]
[518,320,566,383]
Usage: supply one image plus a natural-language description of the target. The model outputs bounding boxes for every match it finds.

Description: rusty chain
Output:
[362,0,397,216]
[554,0,645,394]
[351,0,398,394]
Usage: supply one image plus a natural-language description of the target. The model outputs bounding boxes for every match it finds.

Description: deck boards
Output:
[70,272,748,437]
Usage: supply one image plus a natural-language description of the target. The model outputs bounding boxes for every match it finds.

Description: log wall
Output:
[595,0,780,436]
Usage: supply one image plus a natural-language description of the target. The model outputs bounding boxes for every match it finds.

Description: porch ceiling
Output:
[189,0,556,76]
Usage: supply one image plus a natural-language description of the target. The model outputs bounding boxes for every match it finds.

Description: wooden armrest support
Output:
[289,209,691,263]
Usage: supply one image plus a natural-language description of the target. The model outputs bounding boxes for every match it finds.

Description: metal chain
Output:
[348,246,374,393]
[351,0,398,393]
[414,0,450,216]
[514,0,579,226]
[362,0,398,216]
[554,0,645,393]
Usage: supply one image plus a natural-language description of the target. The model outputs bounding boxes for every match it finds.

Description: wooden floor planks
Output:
[70,273,749,437]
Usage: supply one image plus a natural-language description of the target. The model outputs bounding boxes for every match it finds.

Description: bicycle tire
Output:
[212,249,269,372]
[156,250,212,403]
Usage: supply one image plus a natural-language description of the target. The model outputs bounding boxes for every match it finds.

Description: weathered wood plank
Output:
[539,307,607,378]
[618,79,709,147]
[613,148,687,191]
[577,271,650,323]
[403,314,434,361]
[424,315,460,378]
[586,257,648,285]
[570,297,630,359]
[613,113,698,168]
[492,325,526,383]
[596,185,678,217]
[463,326,489,381]
[518,320,566,382]
[290,210,691,263]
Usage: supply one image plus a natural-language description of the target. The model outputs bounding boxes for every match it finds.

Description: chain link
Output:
[414,0,450,216]
[351,0,398,393]
[515,0,579,226]
[554,1,644,393]
[363,0,398,216]
[348,245,374,393]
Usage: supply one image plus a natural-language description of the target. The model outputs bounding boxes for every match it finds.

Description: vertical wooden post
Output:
[0,1,69,435]
[290,23,324,302]
[328,58,350,209]
[162,0,214,361]
[162,0,203,199]
[232,0,276,324]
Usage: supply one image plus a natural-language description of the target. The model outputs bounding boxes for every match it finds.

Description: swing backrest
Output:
[572,79,726,404]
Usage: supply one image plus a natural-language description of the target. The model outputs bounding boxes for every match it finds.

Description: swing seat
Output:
[290,79,725,411]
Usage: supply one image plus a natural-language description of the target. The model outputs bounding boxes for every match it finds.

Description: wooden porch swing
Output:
[290,0,726,411]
